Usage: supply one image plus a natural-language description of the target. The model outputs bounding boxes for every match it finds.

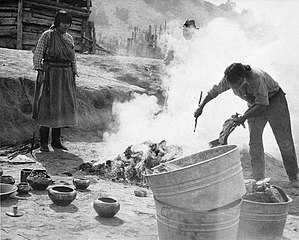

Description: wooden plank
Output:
[29,0,89,12]
[17,0,23,49]
[25,0,89,18]
[22,44,35,50]
[22,32,41,45]
[0,12,17,17]
[0,26,17,31]
[0,37,16,49]
[0,18,16,26]
[23,25,47,34]
[0,30,17,37]
[23,13,52,26]
[30,11,83,25]
[68,28,83,36]
[0,7,18,11]
[0,0,18,7]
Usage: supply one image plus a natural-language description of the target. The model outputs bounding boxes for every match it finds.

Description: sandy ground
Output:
[1,141,299,240]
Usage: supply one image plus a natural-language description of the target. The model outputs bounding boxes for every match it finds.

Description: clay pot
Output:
[48,185,77,206]
[27,169,52,190]
[73,178,90,190]
[0,175,15,185]
[17,182,31,195]
[93,197,120,218]
[20,168,33,183]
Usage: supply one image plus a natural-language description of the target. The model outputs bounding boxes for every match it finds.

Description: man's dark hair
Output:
[53,10,72,28]
[224,62,251,83]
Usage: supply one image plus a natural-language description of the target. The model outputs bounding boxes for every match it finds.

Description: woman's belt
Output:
[43,59,71,68]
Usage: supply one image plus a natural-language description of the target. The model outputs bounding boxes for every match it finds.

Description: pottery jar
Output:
[93,197,120,218]
[27,169,52,190]
[0,175,15,185]
[48,185,77,206]
[17,182,31,195]
[73,178,90,190]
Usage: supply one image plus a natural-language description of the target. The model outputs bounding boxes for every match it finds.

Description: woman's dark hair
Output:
[224,62,251,84]
[53,10,72,28]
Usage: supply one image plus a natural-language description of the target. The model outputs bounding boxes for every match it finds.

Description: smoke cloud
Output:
[103,0,299,160]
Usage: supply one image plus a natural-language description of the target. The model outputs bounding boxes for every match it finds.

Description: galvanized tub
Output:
[145,144,246,211]
[237,186,292,240]
[155,197,242,240]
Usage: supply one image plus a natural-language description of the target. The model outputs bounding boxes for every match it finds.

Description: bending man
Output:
[194,63,299,187]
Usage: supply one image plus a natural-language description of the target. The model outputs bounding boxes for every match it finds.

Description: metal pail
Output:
[145,145,246,211]
[155,197,242,240]
[237,186,292,240]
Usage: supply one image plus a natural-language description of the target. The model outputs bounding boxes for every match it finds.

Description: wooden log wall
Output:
[0,0,92,53]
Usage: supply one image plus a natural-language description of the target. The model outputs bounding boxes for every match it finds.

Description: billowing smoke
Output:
[103,0,299,160]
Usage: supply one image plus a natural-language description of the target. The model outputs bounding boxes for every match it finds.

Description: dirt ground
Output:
[1,141,299,240]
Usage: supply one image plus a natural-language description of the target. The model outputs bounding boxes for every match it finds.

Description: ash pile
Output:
[78,140,183,186]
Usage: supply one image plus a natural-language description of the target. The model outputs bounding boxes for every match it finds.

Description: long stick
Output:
[194,91,203,132]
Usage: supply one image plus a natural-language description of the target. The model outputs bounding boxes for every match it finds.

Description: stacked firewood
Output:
[0,137,40,160]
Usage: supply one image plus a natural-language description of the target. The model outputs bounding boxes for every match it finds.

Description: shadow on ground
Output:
[34,150,84,177]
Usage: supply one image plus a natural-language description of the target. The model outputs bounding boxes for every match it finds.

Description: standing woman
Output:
[33,10,77,152]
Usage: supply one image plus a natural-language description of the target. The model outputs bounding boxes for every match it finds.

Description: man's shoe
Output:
[290,179,299,188]
[51,143,68,151]
[40,145,50,152]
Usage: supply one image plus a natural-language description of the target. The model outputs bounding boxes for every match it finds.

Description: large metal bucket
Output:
[145,145,246,211]
[237,186,292,240]
[155,197,242,240]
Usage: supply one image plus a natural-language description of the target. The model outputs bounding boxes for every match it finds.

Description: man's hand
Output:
[233,115,246,127]
[194,105,204,118]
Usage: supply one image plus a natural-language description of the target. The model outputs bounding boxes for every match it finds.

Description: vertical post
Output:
[17,0,23,50]
[91,22,96,54]
[84,0,91,53]
[87,0,91,14]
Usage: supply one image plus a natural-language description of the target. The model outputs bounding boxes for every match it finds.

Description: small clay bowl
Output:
[48,185,77,206]
[17,182,31,195]
[73,178,90,190]
[0,175,15,185]
[93,197,120,218]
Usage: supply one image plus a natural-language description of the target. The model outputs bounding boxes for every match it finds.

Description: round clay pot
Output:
[17,182,31,195]
[27,169,52,191]
[93,197,120,218]
[73,178,90,190]
[0,175,15,185]
[48,185,77,206]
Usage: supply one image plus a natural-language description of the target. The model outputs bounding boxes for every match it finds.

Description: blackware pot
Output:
[0,175,15,185]
[73,178,90,190]
[93,197,120,218]
[48,185,77,206]
[27,169,52,190]
[17,182,31,195]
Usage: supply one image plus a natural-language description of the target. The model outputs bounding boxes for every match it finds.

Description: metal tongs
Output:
[193,91,203,132]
